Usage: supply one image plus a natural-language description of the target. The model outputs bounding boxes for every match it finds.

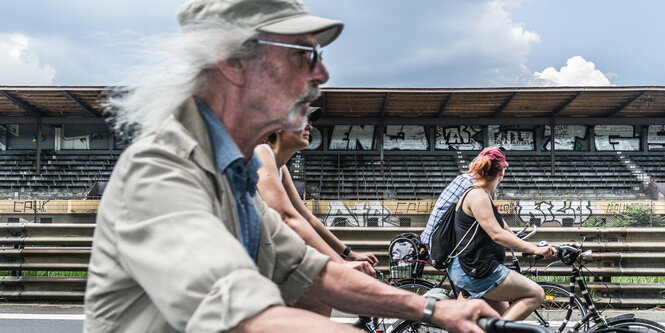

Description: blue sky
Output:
[1,0,663,88]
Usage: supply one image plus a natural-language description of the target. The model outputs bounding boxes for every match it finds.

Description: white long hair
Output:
[104,19,257,140]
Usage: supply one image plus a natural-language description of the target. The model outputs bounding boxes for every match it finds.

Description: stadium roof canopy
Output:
[1,86,664,125]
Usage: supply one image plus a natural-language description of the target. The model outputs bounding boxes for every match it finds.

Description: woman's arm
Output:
[254,147,376,274]
[255,148,345,261]
[281,167,378,266]
[463,189,555,258]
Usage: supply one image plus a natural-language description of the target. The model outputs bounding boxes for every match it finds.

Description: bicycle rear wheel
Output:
[388,320,447,333]
[394,279,435,295]
[527,282,587,332]
[598,318,665,333]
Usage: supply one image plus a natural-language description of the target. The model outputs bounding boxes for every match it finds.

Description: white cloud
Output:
[0,34,56,85]
[532,56,611,86]
[324,0,543,87]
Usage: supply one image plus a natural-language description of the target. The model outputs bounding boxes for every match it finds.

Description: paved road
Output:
[0,304,663,332]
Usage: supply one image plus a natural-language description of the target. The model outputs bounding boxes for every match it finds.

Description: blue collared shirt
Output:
[196,98,263,262]
[420,173,475,245]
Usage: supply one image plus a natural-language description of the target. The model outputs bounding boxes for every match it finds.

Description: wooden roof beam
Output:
[0,90,48,117]
[602,90,648,117]
[492,92,518,117]
[549,91,583,118]
[379,92,390,118]
[62,90,102,117]
[435,93,453,118]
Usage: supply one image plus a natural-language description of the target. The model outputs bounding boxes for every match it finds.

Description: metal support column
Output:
[36,117,42,175]
[550,118,556,176]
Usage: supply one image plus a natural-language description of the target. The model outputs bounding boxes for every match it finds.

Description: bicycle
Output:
[384,221,589,331]
[527,240,665,333]
[387,240,665,333]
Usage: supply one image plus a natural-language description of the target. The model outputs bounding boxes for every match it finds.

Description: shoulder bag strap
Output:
[448,186,481,259]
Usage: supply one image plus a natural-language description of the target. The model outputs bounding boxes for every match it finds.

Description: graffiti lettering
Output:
[542,125,587,151]
[516,200,592,226]
[435,125,483,150]
[323,201,395,227]
[329,125,375,150]
[648,125,665,151]
[394,201,434,215]
[496,202,516,215]
[594,125,640,151]
[605,202,650,214]
[383,125,428,150]
[12,200,48,213]
[488,126,534,150]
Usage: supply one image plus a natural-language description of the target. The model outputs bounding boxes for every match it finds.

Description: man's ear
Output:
[216,58,246,86]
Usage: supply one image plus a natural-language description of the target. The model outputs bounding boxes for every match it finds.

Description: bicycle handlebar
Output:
[524,244,586,265]
[477,317,549,333]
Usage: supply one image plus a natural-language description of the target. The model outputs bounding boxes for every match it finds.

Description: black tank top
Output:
[453,187,505,279]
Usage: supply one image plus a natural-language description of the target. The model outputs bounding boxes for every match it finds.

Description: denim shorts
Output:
[447,257,510,299]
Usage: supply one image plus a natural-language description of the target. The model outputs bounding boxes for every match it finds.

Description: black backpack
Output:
[428,187,477,270]
[388,232,428,277]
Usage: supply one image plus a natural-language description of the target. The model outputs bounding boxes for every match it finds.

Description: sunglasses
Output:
[254,39,322,72]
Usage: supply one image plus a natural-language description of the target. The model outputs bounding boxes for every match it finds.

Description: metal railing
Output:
[1,223,664,307]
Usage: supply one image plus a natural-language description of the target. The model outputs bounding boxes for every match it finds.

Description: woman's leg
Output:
[484,299,509,316]
[482,271,544,320]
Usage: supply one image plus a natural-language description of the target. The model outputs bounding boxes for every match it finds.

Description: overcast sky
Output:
[1,0,663,88]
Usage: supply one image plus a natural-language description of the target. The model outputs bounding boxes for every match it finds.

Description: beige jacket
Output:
[84,97,329,332]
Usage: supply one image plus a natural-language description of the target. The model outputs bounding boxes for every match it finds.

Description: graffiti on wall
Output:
[383,125,428,150]
[647,125,665,151]
[329,125,375,150]
[488,125,534,150]
[594,125,640,151]
[304,199,664,227]
[513,200,592,226]
[0,200,99,214]
[305,126,322,150]
[435,125,483,150]
[311,200,436,227]
[541,125,587,151]
[321,201,396,227]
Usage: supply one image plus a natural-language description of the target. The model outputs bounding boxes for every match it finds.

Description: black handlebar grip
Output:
[478,317,549,333]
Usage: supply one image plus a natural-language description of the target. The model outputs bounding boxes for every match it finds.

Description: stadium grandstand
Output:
[1,86,665,306]
[0,86,664,227]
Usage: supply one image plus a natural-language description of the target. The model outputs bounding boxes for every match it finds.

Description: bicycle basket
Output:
[388,233,426,278]
[390,260,413,279]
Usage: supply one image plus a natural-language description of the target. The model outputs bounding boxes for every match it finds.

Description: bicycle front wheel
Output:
[527,282,587,332]
[388,320,447,333]
[598,317,665,333]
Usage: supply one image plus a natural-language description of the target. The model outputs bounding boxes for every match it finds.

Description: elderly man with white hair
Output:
[84,0,499,332]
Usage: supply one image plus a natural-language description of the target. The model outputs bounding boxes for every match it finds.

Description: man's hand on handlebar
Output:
[344,261,376,277]
[532,245,557,260]
[433,299,500,333]
[347,251,379,266]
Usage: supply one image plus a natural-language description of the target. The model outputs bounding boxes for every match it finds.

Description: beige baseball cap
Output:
[177,0,344,46]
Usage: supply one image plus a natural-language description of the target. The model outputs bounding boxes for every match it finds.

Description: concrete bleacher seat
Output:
[297,151,649,200]
[494,152,645,199]
[298,153,460,200]
[0,151,122,199]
